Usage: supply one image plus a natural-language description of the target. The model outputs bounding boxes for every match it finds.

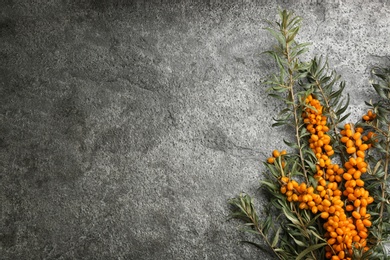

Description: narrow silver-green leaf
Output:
[295,243,327,260]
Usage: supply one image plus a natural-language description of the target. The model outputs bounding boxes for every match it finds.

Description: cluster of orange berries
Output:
[320,123,374,259]
[267,149,286,167]
[362,109,376,122]
[272,95,375,259]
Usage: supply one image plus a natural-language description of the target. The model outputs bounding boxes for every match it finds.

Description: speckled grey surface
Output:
[1,0,389,259]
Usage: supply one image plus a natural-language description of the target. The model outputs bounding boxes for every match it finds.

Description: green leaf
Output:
[284,139,299,149]
[265,28,286,49]
[305,159,317,173]
[260,180,277,191]
[335,94,350,116]
[295,243,327,260]
[240,240,268,252]
[372,83,388,99]
[286,26,300,43]
[339,113,351,122]
[282,207,300,225]
[269,93,286,100]
[272,227,282,247]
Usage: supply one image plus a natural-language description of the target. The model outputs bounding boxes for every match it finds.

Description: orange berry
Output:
[362,219,371,227]
[323,126,329,132]
[356,127,364,133]
[327,150,335,156]
[299,202,307,209]
[346,147,356,154]
[322,199,331,207]
[367,196,374,204]
[359,144,369,151]
[354,199,361,208]
[334,244,342,253]
[281,176,289,183]
[349,157,357,166]
[347,167,356,175]
[348,193,357,201]
[335,175,342,182]
[360,207,367,217]
[353,132,361,140]
[344,189,351,197]
[333,189,342,196]
[273,150,280,157]
[352,211,361,219]
[359,231,368,239]
[336,228,343,236]
[343,173,353,181]
[321,212,329,219]
[317,185,325,192]
[354,188,362,197]
[299,183,307,192]
[356,179,364,187]
[356,161,366,169]
[319,178,327,186]
[324,144,332,152]
[267,157,275,164]
[344,162,353,169]
[311,135,319,141]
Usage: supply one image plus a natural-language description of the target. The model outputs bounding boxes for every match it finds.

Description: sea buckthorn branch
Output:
[229,10,390,260]
[357,67,390,258]
[264,10,311,182]
[228,10,325,259]
[304,57,350,158]
[279,95,375,259]
[228,193,285,260]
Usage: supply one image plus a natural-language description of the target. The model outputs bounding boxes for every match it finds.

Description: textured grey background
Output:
[1,0,389,259]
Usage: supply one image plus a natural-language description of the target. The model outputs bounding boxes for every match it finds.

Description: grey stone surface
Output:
[1,0,389,259]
